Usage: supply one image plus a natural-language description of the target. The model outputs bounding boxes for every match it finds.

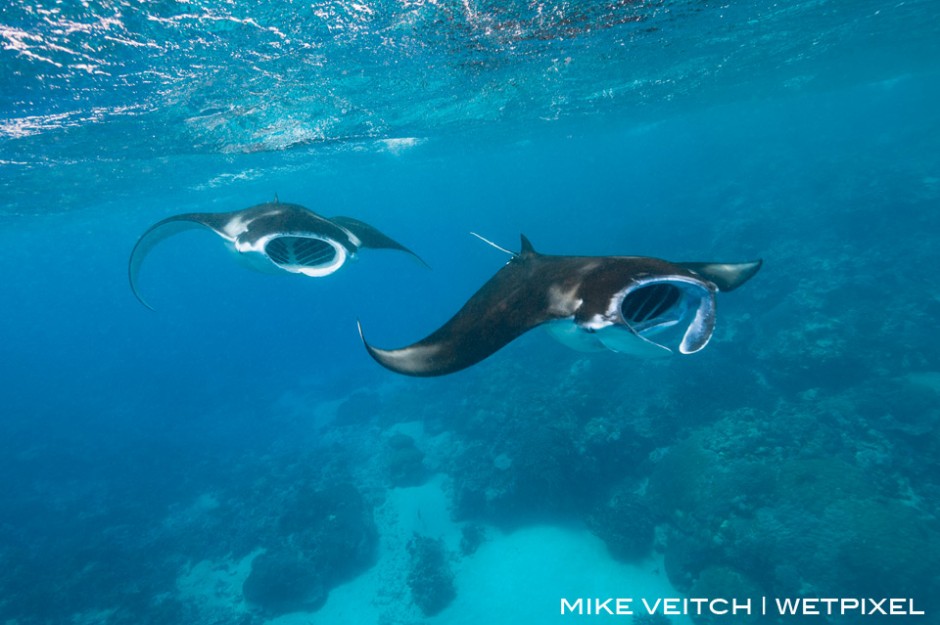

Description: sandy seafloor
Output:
[175,475,691,625]
[168,384,696,625]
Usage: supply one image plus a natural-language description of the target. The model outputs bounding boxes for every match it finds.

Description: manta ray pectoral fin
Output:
[331,216,430,268]
[128,213,227,310]
[357,252,548,376]
[679,260,762,292]
[357,320,452,377]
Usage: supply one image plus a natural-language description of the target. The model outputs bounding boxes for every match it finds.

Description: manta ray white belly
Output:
[545,321,674,357]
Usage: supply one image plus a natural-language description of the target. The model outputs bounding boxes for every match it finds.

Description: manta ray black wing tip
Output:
[356,318,369,349]
[331,215,430,269]
[356,319,436,377]
[407,249,432,270]
[680,259,763,292]
[128,213,228,310]
[128,263,157,311]
[356,319,391,366]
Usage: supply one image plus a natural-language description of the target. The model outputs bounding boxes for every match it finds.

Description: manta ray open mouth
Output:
[265,236,340,271]
[621,283,681,325]
[617,278,716,354]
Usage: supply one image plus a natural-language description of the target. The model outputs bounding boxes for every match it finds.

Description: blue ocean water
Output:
[2,1,940,623]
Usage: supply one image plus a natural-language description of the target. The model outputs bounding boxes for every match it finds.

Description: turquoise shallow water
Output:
[2,1,940,624]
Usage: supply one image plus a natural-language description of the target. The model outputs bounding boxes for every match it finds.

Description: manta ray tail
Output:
[331,216,430,268]
[128,213,229,310]
[469,232,514,256]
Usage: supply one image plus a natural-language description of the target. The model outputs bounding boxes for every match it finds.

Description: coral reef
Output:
[277,482,378,585]
[459,522,487,556]
[407,535,456,616]
[240,481,378,616]
[242,550,326,615]
[687,567,762,625]
[649,404,940,617]
[824,499,940,607]
[586,484,655,562]
[385,432,427,487]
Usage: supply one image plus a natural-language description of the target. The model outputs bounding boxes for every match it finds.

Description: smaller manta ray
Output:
[129,200,427,309]
[358,235,761,377]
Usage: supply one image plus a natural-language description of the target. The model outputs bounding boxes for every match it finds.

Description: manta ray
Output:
[129,200,426,309]
[358,235,761,376]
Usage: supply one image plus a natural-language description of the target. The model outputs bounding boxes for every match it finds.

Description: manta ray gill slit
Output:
[620,283,681,324]
[265,236,338,269]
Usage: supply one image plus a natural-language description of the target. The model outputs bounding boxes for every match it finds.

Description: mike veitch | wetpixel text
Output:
[560,597,926,617]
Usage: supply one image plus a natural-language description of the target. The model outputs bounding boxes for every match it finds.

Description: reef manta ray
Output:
[129,200,427,310]
[359,235,761,376]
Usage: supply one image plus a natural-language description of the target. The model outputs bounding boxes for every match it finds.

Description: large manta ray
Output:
[359,235,762,376]
[129,200,427,309]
